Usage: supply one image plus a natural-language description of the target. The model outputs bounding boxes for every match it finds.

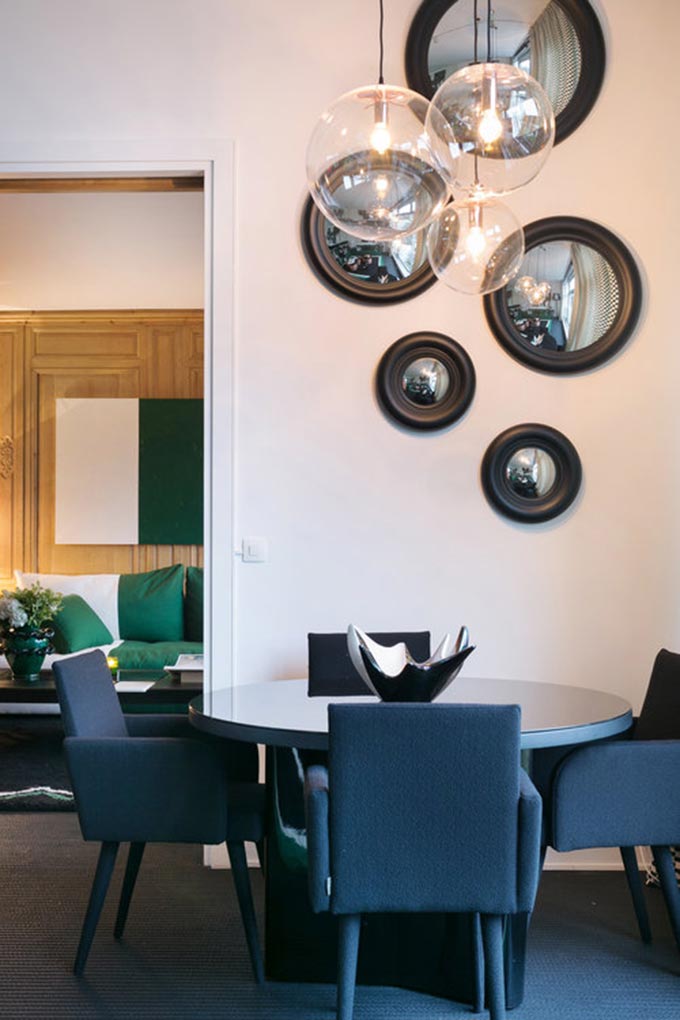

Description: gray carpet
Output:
[0,814,678,1019]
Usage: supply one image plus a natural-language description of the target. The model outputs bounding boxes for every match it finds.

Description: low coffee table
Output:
[0,669,202,708]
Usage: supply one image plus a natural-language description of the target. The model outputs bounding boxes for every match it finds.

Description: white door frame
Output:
[0,139,236,699]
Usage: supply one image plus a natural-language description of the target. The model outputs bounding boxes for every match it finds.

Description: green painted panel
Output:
[138,399,203,544]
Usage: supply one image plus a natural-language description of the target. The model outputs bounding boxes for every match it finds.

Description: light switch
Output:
[242,537,269,563]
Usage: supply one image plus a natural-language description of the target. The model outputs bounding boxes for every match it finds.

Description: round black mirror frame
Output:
[376,332,476,430]
[301,197,437,305]
[481,423,582,522]
[483,216,643,374]
[405,0,605,144]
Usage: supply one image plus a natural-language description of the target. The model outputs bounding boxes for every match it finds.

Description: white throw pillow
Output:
[14,570,121,641]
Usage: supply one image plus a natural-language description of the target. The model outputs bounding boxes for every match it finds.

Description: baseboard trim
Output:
[544,847,651,871]
[204,845,652,872]
[204,842,259,869]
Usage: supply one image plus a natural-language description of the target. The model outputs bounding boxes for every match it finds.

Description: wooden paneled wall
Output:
[0,310,204,589]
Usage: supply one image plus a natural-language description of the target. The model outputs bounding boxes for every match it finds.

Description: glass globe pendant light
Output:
[517,275,536,295]
[425,0,555,199]
[427,198,524,296]
[305,0,450,241]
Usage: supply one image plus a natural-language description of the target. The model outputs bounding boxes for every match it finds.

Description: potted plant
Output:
[0,583,63,681]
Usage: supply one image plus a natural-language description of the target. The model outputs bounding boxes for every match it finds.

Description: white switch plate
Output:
[242,537,268,563]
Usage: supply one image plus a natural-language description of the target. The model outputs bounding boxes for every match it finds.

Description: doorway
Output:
[0,141,236,700]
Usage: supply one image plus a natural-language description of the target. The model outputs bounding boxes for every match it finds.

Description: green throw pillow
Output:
[114,640,203,670]
[118,564,184,642]
[184,566,203,642]
[51,594,114,654]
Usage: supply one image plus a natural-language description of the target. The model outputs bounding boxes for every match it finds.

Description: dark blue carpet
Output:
[0,814,678,1018]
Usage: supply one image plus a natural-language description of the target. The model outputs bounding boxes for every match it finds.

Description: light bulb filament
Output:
[466,225,487,258]
[465,203,487,259]
[374,174,389,196]
[370,121,391,154]
[479,69,502,145]
[479,108,503,144]
[371,90,391,154]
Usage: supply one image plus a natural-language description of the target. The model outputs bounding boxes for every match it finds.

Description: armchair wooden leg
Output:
[74,841,119,976]
[337,914,361,1020]
[481,914,506,1020]
[652,846,680,952]
[471,912,484,1013]
[114,842,146,940]
[227,840,264,984]
[620,846,651,943]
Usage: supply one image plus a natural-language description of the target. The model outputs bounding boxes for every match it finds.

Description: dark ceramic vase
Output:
[2,626,53,681]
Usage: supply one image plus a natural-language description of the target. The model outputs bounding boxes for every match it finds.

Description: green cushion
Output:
[114,640,203,670]
[184,566,203,642]
[118,565,184,642]
[51,594,114,654]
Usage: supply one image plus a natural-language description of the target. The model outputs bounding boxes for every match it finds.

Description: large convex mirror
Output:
[484,217,642,373]
[405,0,605,143]
[506,240,621,354]
[302,197,436,304]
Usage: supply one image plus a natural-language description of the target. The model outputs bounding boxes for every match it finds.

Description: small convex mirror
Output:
[504,447,557,499]
[402,358,451,406]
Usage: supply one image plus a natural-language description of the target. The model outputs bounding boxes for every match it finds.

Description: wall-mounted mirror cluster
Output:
[405,0,605,143]
[299,1,643,525]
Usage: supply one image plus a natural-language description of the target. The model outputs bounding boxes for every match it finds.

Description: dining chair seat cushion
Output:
[552,741,680,851]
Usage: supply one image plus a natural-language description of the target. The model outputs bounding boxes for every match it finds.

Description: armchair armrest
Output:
[304,765,330,913]
[517,769,542,910]
[65,736,229,844]
[123,715,259,781]
[551,741,680,850]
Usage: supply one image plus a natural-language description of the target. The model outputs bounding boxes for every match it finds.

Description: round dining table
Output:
[190,677,633,1008]
[190,675,633,750]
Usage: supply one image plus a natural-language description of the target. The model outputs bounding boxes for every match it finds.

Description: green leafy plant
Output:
[0,583,63,631]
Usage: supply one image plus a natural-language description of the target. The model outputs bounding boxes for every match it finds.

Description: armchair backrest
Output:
[53,650,128,738]
[308,631,431,696]
[327,702,521,914]
[635,648,680,740]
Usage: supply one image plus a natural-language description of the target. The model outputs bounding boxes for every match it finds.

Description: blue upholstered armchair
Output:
[549,649,680,952]
[53,650,265,980]
[304,703,542,1020]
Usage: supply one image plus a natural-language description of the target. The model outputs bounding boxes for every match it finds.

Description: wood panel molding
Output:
[0,177,203,193]
[0,310,203,579]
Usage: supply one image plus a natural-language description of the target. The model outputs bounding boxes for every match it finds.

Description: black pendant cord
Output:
[473,0,479,63]
[378,0,385,84]
[486,0,492,62]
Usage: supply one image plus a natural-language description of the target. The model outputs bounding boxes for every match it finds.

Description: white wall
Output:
[0,191,203,308]
[0,0,677,713]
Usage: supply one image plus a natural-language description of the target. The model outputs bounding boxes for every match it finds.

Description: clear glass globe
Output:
[427,199,525,295]
[517,275,536,295]
[306,84,451,241]
[426,62,555,198]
